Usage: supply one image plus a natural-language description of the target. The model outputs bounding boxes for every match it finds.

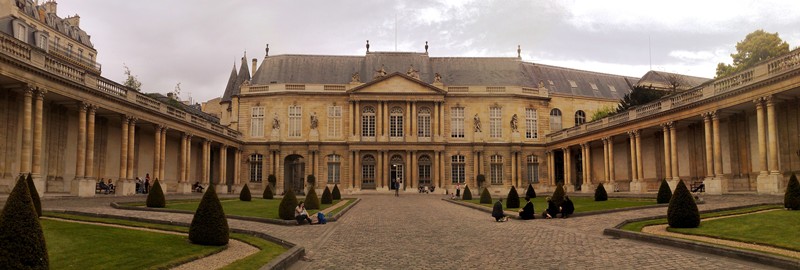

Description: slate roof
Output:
[15,0,93,47]
[636,70,710,91]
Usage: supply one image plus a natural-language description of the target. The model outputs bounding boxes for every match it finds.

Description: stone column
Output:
[662,123,672,180]
[234,149,241,186]
[635,130,643,181]
[354,150,361,190]
[160,127,167,180]
[75,103,87,179]
[20,87,33,174]
[218,145,228,193]
[376,151,383,189]
[348,150,354,189]
[410,151,416,189]
[706,111,728,194]
[202,140,210,185]
[628,131,637,182]
[405,102,412,137]
[153,125,162,180]
[411,102,417,137]
[434,151,441,189]
[177,133,190,193]
[583,143,592,192]
[84,105,96,179]
[119,116,129,181]
[126,118,137,180]
[32,90,45,176]
[434,103,440,138]
[384,102,390,137]
[377,101,383,138]
[185,135,192,182]
[754,98,767,174]
[669,124,679,182]
[562,147,571,190]
[766,96,779,174]
[703,113,714,178]
[602,139,608,183]
[712,112,723,177]
[608,137,615,186]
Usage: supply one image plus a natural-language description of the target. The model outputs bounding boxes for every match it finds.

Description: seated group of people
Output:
[542,196,574,219]
[192,181,205,193]
[97,179,115,194]
[491,196,575,222]
[417,185,435,193]
[295,202,327,225]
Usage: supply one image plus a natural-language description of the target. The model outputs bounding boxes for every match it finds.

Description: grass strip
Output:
[620,204,781,232]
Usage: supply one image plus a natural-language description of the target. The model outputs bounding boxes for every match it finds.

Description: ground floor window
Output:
[362,155,375,184]
[527,155,539,184]
[451,155,465,184]
[327,154,341,183]
[490,155,503,184]
[418,155,431,185]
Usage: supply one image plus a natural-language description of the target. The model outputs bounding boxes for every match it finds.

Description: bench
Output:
[95,182,114,194]
[690,181,705,193]
[418,185,435,193]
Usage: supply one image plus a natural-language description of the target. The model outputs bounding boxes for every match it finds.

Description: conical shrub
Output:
[667,180,700,228]
[262,183,274,199]
[278,188,299,220]
[462,186,473,200]
[304,187,320,210]
[657,179,672,204]
[479,187,492,204]
[0,175,48,268]
[525,184,536,199]
[188,184,229,246]
[785,173,800,210]
[321,186,333,204]
[332,184,342,200]
[506,186,520,208]
[26,173,41,217]
[146,179,166,208]
[239,184,251,201]
[552,184,566,207]
[595,183,608,201]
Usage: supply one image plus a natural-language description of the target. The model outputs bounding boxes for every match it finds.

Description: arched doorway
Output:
[284,155,305,195]
[389,155,404,190]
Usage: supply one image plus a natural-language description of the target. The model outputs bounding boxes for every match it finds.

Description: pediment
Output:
[348,72,445,95]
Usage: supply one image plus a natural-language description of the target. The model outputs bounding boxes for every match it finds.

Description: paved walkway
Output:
[19,193,784,269]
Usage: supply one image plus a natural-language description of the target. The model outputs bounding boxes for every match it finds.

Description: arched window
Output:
[575,110,586,126]
[527,155,539,184]
[249,154,263,182]
[550,108,562,132]
[525,108,537,139]
[361,155,375,184]
[390,107,404,137]
[417,107,431,138]
[327,154,341,183]
[418,155,431,185]
[451,155,465,184]
[490,155,503,184]
[361,106,376,137]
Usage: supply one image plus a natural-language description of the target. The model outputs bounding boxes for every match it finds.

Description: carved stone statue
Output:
[373,65,387,79]
[406,65,419,79]
[434,73,442,83]
[310,112,318,130]
[272,113,280,129]
[473,114,482,133]
[351,72,360,83]
[538,80,545,88]
[511,114,519,132]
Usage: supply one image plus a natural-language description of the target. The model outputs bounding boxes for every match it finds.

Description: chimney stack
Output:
[43,1,57,14]
[251,58,257,77]
[65,14,80,27]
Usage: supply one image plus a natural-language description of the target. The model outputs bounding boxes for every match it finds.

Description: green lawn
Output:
[164,198,346,219]
[668,210,800,251]
[620,205,780,232]
[43,219,222,270]
[464,196,655,213]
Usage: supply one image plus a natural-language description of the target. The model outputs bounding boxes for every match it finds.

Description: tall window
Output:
[490,155,503,184]
[489,107,502,138]
[362,155,375,184]
[417,107,431,138]
[451,155,465,184]
[327,106,342,138]
[361,106,376,137]
[327,154,341,183]
[550,108,562,131]
[575,110,586,126]
[390,107,404,137]
[249,154,263,182]
[36,34,48,51]
[525,108,537,139]
[250,107,264,138]
[14,23,27,42]
[418,155,431,185]
[451,107,464,138]
[288,105,301,137]
[527,155,539,184]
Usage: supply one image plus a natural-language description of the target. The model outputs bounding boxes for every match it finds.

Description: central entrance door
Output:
[389,155,404,190]
[284,155,305,195]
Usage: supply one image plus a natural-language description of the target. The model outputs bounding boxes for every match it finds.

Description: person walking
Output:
[394,179,399,197]
[456,183,461,198]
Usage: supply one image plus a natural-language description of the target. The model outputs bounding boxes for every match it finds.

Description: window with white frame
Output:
[327,154,341,183]
[390,107,404,138]
[327,105,342,138]
[362,155,375,184]
[14,23,27,42]
[249,154,263,182]
[575,110,586,126]
[525,108,537,139]
[490,155,503,184]
[417,107,431,138]
[288,105,302,137]
[489,107,502,138]
[36,33,48,51]
[550,108,562,131]
[527,155,539,184]
[418,155,431,185]
[451,155,465,184]
[250,107,265,138]
[361,106,376,137]
[451,107,464,138]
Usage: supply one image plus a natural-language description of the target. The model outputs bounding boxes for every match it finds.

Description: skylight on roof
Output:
[568,80,577,88]
[608,85,617,92]
[590,83,598,90]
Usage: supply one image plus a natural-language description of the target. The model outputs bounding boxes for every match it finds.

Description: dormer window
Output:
[609,85,617,92]
[35,32,48,51]
[568,80,578,88]
[590,83,598,90]
[13,21,28,42]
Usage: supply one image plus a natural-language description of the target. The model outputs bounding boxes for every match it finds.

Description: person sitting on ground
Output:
[295,202,314,225]
[543,197,559,219]
[519,196,535,220]
[316,211,327,224]
[561,196,575,218]
[492,198,508,222]
[192,181,204,193]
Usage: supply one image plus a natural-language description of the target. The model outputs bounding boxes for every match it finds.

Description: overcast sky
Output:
[57,0,800,103]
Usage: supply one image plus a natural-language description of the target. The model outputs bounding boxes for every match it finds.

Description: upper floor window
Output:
[451,107,464,138]
[490,155,503,184]
[390,106,404,138]
[250,107,265,138]
[525,108,537,139]
[13,22,27,42]
[361,106,376,137]
[417,107,431,138]
[327,106,342,138]
[35,33,48,51]
[550,108,562,132]
[575,110,586,126]
[489,107,502,138]
[288,106,302,137]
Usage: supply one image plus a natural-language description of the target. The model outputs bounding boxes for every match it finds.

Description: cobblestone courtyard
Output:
[1,193,783,269]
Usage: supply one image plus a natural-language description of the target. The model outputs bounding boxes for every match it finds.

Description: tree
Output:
[590,106,617,121]
[462,185,473,200]
[332,184,342,200]
[551,184,566,207]
[667,180,700,228]
[0,175,48,269]
[189,184,229,246]
[262,183,274,199]
[123,64,142,91]
[657,179,672,204]
[716,30,790,78]
[304,187,320,210]
[479,188,492,204]
[617,85,668,113]
[594,183,608,201]
[26,173,41,217]
[239,184,251,201]
[525,184,536,199]
[506,186,520,209]
[278,188,299,220]
[320,186,333,204]
[785,173,800,210]
[146,179,166,208]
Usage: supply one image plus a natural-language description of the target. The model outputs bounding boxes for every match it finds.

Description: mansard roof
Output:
[16,0,94,47]
[636,70,710,91]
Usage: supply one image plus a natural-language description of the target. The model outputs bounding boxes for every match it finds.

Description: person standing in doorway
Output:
[394,179,399,197]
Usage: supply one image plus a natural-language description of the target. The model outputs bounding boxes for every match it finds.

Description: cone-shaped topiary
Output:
[304,187,320,210]
[525,184,536,199]
[321,186,333,204]
[332,184,342,200]
[506,186,520,208]
[657,179,672,204]
[462,185,473,200]
[307,175,316,187]
[278,188,299,220]
[785,173,800,210]
[552,184,566,207]
[146,179,166,208]
[26,173,41,217]
[477,174,486,189]
[667,180,700,228]
[594,183,608,201]
[188,184,229,246]
[239,184,251,201]
[0,175,48,269]
[267,174,277,186]
[479,187,492,204]
[263,183,274,199]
